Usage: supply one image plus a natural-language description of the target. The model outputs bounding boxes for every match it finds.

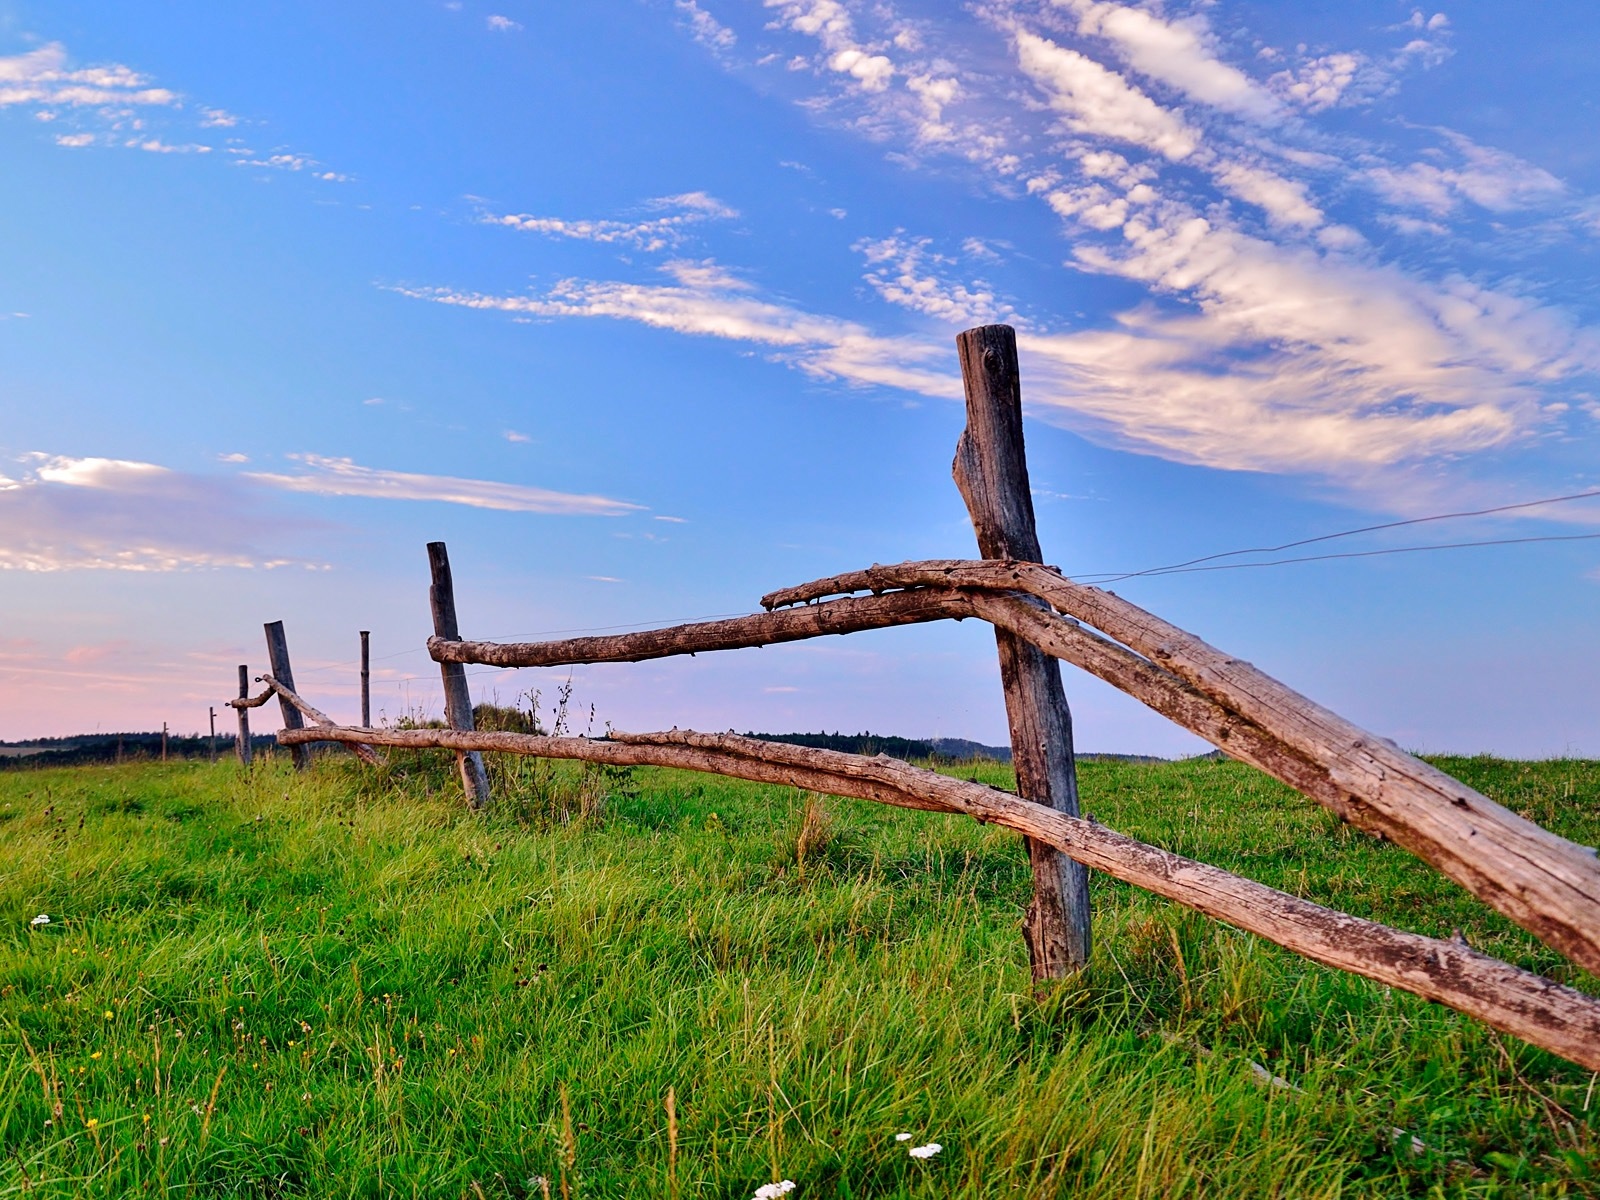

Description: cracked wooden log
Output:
[763,559,1600,977]
[279,722,1600,1072]
[954,323,1090,978]
[258,673,381,767]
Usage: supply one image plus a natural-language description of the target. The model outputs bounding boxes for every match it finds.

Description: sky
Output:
[2,1,1599,756]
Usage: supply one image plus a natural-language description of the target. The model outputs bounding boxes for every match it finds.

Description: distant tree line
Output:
[0,732,277,770]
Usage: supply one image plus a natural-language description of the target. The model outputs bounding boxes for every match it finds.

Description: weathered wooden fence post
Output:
[360,630,371,728]
[236,664,253,768]
[427,542,492,809]
[955,323,1092,978]
[264,620,312,771]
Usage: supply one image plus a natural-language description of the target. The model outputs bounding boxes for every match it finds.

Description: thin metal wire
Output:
[1078,486,1600,585]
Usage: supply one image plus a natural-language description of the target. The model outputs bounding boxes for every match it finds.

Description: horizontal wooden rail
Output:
[257,673,381,766]
[279,722,1600,1071]
[762,560,1600,978]
[427,589,977,667]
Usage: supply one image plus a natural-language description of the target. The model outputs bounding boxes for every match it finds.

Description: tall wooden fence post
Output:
[360,630,372,728]
[264,621,312,771]
[955,323,1092,978]
[236,664,253,768]
[427,542,492,810]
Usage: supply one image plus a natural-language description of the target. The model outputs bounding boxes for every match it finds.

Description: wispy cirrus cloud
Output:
[246,454,644,515]
[677,0,736,54]
[392,259,960,397]
[481,192,738,251]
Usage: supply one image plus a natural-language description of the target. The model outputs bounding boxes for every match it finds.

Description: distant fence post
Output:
[209,706,217,762]
[236,664,253,768]
[954,323,1092,978]
[427,542,492,809]
[162,722,168,763]
[360,630,371,728]
[264,621,312,771]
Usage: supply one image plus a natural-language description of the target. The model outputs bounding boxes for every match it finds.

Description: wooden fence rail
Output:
[281,722,1600,1071]
[235,322,1600,1071]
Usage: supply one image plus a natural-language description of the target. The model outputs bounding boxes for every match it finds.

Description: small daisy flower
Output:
[753,1181,796,1200]
[894,1133,912,1142]
[908,1143,942,1159]
[29,914,50,927]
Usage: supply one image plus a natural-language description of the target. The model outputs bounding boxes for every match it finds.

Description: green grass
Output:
[0,750,1597,1198]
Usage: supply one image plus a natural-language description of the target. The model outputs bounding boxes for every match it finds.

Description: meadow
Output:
[1,746,1597,1197]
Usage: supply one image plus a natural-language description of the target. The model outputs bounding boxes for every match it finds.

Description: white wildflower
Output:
[29,914,51,927]
[895,1133,912,1142]
[908,1143,942,1159]
[753,1182,796,1200]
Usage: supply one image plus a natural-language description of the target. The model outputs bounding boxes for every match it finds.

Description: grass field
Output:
[1,747,1597,1197]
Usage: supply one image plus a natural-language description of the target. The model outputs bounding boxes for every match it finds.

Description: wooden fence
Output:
[236,324,1600,1072]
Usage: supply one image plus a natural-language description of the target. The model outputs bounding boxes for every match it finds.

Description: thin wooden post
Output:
[955,323,1091,978]
[236,664,253,768]
[360,630,371,728]
[264,621,312,771]
[208,707,217,762]
[427,542,491,809]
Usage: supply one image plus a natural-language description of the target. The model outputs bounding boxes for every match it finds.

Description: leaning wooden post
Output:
[427,542,491,809]
[955,324,1092,978]
[264,621,312,771]
[359,630,372,728]
[236,664,253,768]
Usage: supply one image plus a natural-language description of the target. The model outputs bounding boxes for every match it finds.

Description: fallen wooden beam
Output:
[279,722,1600,1072]
[762,560,1600,979]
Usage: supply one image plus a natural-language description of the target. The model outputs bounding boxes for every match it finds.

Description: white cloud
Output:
[0,43,177,110]
[245,454,643,515]
[857,235,1011,324]
[198,106,237,127]
[1061,0,1281,121]
[1212,160,1323,228]
[1368,133,1564,216]
[503,430,532,443]
[1014,30,1199,160]
[128,138,211,154]
[1268,52,1362,111]
[767,0,894,93]
[677,0,736,53]
[53,132,93,148]
[483,192,737,251]
[487,15,523,32]
[394,259,960,397]
[0,454,309,572]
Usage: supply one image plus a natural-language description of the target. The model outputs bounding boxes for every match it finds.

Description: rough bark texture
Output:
[954,324,1090,979]
[263,621,311,771]
[427,542,491,810]
[281,722,1600,1072]
[428,590,976,667]
[258,673,381,766]
[236,665,252,769]
[764,558,1600,977]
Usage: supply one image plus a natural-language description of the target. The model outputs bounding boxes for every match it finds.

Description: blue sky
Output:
[2,1,1599,755]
